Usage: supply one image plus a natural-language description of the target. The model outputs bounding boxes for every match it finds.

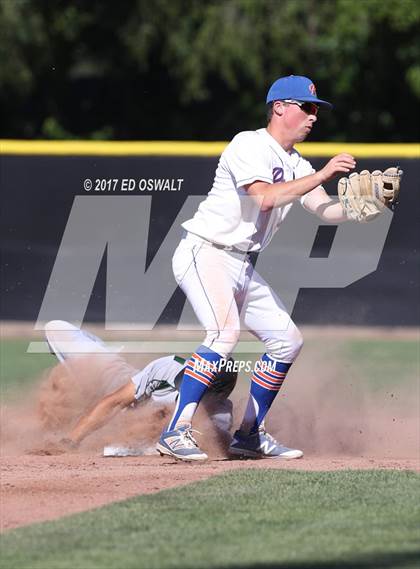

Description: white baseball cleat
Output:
[156,425,208,461]
[229,428,303,459]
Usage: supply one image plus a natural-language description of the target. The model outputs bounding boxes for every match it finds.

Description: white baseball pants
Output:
[172,233,303,362]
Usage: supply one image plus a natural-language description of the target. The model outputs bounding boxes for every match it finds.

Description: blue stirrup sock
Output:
[240,353,292,435]
[167,345,224,431]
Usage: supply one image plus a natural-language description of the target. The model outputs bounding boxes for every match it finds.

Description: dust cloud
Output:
[1,347,418,460]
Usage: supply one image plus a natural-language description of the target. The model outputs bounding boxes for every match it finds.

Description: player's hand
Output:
[28,437,79,455]
[319,153,356,183]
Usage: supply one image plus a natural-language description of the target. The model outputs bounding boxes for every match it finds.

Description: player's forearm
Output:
[69,397,121,444]
[314,199,349,223]
[248,171,324,211]
[246,153,357,212]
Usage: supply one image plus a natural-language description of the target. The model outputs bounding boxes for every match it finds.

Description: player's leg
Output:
[201,361,237,443]
[168,240,243,429]
[46,322,192,404]
[158,238,245,460]
[45,320,134,395]
[45,320,109,362]
[230,270,303,459]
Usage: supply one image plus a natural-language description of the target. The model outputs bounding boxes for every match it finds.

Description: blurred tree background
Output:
[0,0,419,141]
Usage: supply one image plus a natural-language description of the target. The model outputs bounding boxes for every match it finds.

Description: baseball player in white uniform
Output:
[44,320,236,454]
[157,75,356,461]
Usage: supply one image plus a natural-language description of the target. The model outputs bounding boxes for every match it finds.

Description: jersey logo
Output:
[309,83,316,95]
[273,167,284,183]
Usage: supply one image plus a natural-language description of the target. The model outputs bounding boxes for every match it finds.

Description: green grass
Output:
[343,339,419,391]
[1,470,419,569]
[0,339,54,399]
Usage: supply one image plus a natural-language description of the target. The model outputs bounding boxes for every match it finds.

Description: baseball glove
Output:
[338,167,402,222]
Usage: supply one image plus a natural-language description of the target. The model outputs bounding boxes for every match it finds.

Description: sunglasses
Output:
[283,99,319,116]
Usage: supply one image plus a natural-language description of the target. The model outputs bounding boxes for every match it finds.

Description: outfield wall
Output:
[1,142,419,326]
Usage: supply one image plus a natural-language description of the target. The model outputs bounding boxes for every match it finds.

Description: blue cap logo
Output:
[266,75,332,109]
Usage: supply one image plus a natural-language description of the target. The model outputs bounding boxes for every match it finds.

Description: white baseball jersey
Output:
[131,355,185,402]
[182,128,316,252]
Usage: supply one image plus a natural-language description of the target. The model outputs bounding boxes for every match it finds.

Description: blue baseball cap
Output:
[266,75,332,108]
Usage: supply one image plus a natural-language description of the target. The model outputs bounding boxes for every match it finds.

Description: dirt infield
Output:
[2,454,418,532]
